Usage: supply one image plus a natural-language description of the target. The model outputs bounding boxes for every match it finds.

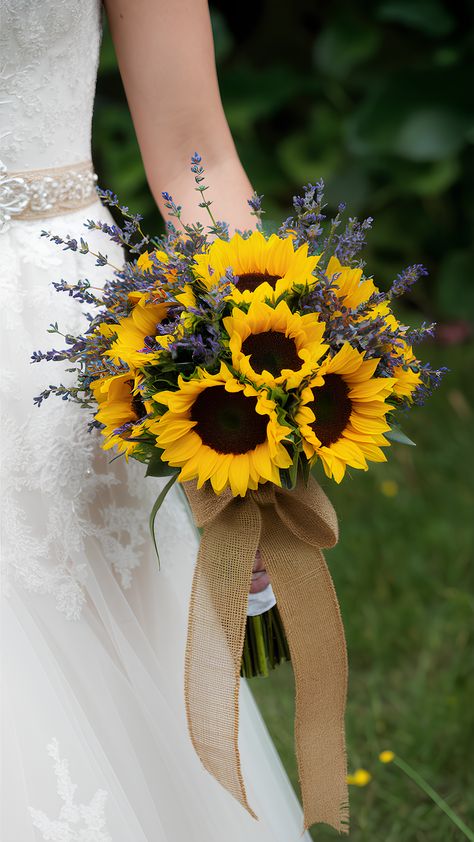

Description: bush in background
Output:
[94,0,473,323]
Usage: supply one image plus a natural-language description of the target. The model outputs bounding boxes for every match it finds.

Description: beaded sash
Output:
[0,160,98,233]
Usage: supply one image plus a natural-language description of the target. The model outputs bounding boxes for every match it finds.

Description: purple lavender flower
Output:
[388,264,428,299]
[335,217,373,266]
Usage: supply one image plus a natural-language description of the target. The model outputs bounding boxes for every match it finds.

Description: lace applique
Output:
[97,503,147,589]
[0,211,159,619]
[0,0,101,170]
[29,739,112,842]
[0,400,157,619]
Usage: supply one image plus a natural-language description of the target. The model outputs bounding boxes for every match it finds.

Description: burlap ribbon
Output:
[184,476,349,833]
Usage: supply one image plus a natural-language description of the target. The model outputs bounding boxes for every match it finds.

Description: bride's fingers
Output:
[250,549,271,592]
[249,570,271,594]
[252,549,265,574]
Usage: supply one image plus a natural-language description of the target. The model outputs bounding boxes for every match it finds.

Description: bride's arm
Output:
[104,0,255,232]
[104,0,271,598]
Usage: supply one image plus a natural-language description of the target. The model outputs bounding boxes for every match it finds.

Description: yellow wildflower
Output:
[347,769,372,786]
[379,750,395,764]
[380,479,399,498]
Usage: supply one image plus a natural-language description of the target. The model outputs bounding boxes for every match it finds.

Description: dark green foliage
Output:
[94,0,473,324]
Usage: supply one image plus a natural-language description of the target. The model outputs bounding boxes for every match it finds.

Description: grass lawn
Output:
[251,341,474,841]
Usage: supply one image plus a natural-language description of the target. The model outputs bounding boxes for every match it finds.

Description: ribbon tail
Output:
[260,515,349,834]
[184,495,261,819]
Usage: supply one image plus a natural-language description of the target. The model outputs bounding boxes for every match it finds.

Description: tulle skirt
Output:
[0,203,310,841]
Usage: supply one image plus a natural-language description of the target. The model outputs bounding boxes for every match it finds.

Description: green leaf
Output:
[408,158,460,196]
[149,473,179,565]
[221,66,303,136]
[145,451,176,478]
[281,457,299,491]
[395,108,468,162]
[299,456,311,486]
[386,426,417,447]
[278,105,342,184]
[347,68,473,161]
[314,19,380,80]
[377,0,455,37]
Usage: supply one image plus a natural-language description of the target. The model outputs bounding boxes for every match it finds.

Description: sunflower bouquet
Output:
[35,155,444,832]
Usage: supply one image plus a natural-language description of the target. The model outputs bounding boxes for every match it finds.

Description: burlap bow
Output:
[184,476,349,833]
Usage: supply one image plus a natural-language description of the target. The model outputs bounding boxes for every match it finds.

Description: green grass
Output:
[250,342,474,841]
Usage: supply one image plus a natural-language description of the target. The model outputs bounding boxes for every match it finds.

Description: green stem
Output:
[196,187,218,228]
[88,249,122,273]
[241,633,253,677]
[252,615,269,678]
[240,606,291,678]
[266,608,275,668]
[273,605,291,661]
[393,757,474,841]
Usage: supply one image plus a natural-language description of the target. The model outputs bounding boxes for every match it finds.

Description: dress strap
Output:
[0,160,98,232]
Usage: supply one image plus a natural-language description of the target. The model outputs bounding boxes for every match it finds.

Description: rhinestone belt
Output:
[0,160,98,233]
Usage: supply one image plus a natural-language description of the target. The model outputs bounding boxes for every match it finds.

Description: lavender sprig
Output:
[52,279,103,306]
[412,364,449,406]
[405,322,437,345]
[335,216,373,266]
[279,180,326,250]
[388,264,428,299]
[41,230,121,271]
[248,192,265,230]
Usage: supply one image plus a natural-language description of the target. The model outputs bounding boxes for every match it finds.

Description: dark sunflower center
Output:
[235,272,280,293]
[307,374,352,447]
[190,386,268,454]
[129,386,147,420]
[241,331,301,377]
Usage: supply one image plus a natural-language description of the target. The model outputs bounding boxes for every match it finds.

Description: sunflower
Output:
[325,256,378,311]
[91,372,151,458]
[192,230,320,304]
[295,343,396,482]
[105,295,170,370]
[224,298,328,389]
[148,363,293,496]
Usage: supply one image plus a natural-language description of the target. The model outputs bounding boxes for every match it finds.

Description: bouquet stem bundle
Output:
[241,605,291,678]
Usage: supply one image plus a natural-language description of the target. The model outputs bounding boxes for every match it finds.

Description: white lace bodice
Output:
[0,0,102,171]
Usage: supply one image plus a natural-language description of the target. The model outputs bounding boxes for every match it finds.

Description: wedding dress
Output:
[0,2,311,840]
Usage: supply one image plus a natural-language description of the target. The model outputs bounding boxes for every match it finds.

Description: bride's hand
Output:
[250,550,270,594]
